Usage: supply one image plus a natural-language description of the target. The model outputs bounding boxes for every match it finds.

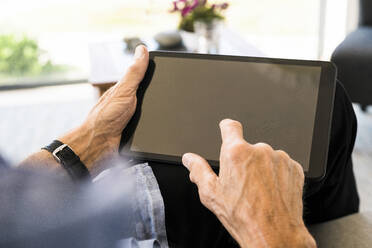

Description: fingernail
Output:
[134,45,145,60]
[220,118,232,127]
[182,153,191,168]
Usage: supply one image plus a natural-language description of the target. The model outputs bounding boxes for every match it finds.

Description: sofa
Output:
[308,212,372,247]
[331,0,372,111]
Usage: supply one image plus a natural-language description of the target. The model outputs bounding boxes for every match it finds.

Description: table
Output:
[89,29,264,96]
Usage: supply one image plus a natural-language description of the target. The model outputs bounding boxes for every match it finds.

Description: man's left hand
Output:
[60,45,149,175]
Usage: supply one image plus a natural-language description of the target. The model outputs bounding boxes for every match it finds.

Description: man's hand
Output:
[60,45,149,174]
[182,119,316,248]
[20,45,149,176]
[84,45,149,144]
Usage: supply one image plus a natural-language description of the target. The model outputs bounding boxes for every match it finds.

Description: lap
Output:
[150,162,237,248]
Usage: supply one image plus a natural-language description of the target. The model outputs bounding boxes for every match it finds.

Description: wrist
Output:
[233,217,315,248]
[270,224,316,248]
[264,222,316,248]
[289,226,316,248]
[59,122,118,176]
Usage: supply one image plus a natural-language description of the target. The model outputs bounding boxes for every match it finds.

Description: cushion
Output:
[331,27,372,104]
[360,0,372,26]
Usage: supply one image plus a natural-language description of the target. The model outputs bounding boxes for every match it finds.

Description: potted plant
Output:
[170,0,229,52]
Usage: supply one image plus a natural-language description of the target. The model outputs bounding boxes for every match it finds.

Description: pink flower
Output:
[171,1,179,11]
[181,6,192,16]
[221,2,229,9]
[170,0,225,16]
[180,0,200,17]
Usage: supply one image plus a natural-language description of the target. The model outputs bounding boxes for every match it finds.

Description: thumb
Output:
[116,45,149,93]
[182,153,217,197]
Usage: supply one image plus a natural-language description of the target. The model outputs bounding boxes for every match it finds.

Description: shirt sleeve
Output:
[0,160,167,248]
[0,164,133,247]
[0,154,9,169]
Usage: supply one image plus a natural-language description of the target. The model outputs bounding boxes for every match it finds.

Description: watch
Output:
[42,140,91,181]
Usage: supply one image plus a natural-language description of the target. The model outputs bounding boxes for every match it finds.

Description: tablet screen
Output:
[130,56,321,172]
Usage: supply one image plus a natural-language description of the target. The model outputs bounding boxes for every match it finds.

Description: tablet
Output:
[120,51,336,180]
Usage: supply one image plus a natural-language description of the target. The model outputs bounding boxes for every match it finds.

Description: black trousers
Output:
[150,81,360,248]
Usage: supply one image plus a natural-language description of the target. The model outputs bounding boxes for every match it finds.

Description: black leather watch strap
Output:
[42,140,91,182]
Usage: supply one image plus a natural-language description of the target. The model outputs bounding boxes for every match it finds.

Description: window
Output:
[0,0,350,87]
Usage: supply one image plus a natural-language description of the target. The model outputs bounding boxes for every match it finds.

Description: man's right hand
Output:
[182,119,316,248]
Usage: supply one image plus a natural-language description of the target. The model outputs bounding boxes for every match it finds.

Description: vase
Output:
[194,20,222,54]
[179,30,199,52]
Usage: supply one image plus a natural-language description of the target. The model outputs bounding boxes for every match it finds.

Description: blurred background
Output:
[0,0,371,212]
[0,0,357,87]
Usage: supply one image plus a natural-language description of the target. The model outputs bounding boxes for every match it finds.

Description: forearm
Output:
[18,149,67,176]
[19,122,117,177]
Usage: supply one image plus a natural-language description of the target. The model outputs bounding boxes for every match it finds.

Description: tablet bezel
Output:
[120,51,336,180]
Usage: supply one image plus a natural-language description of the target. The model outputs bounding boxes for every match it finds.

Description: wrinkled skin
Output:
[182,119,316,248]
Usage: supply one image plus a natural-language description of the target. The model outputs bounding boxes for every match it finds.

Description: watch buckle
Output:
[52,144,68,163]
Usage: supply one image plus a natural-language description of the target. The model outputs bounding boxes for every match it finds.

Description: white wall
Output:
[321,0,359,59]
